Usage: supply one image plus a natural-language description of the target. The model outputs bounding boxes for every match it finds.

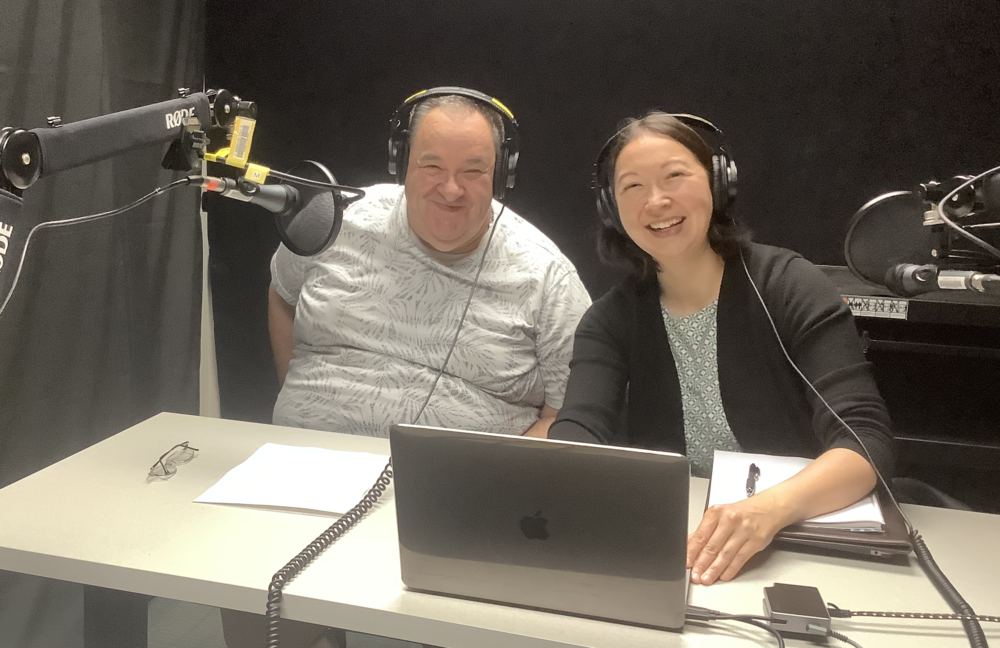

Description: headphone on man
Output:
[593,113,738,234]
[387,87,520,201]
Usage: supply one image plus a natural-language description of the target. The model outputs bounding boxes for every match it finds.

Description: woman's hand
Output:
[686,496,788,585]
[686,449,878,585]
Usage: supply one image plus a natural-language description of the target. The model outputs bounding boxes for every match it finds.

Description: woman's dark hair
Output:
[596,112,751,283]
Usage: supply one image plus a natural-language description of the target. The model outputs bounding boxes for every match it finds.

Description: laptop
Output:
[389,424,691,629]
[773,487,913,557]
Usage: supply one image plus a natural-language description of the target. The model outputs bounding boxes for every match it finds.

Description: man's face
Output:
[404,108,496,254]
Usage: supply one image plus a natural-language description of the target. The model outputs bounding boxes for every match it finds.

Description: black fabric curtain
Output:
[205,0,1000,427]
[0,1,204,646]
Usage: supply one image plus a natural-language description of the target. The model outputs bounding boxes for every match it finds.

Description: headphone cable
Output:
[265,199,507,648]
[738,242,988,648]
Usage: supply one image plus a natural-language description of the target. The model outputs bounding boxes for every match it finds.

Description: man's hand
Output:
[686,496,786,585]
[522,404,558,438]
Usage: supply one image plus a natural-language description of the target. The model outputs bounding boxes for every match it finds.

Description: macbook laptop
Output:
[389,424,691,629]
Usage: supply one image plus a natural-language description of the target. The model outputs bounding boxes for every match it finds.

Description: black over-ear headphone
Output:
[387,87,520,201]
[593,113,738,234]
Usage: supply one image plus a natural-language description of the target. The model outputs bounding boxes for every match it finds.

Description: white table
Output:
[1,413,998,647]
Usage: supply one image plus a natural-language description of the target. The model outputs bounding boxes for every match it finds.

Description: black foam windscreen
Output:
[274,161,344,257]
[844,190,936,287]
[0,188,25,316]
[23,93,211,182]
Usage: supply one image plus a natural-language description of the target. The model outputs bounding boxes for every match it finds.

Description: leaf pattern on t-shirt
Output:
[270,184,592,438]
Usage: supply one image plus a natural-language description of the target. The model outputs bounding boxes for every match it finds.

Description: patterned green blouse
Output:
[661,301,741,477]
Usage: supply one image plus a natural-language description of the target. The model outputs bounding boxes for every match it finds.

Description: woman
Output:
[546,112,894,586]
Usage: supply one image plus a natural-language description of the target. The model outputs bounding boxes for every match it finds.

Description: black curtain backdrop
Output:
[205,0,1000,424]
[0,1,204,646]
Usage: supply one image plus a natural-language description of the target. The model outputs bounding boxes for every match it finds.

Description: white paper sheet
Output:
[195,443,390,515]
[708,450,884,531]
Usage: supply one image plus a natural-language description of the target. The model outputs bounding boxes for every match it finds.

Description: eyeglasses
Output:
[148,441,199,479]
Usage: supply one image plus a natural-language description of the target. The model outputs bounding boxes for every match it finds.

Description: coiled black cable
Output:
[910,531,988,648]
[264,204,507,648]
[265,461,394,648]
[828,601,999,623]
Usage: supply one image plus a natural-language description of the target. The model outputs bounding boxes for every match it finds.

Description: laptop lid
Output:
[390,424,691,629]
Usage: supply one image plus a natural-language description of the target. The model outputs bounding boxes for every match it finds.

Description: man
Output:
[223,88,591,648]
[268,88,590,440]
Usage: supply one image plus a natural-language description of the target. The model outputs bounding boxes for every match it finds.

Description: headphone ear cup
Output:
[505,148,518,190]
[494,146,509,201]
[394,135,409,185]
[711,155,727,211]
[712,153,738,212]
[387,136,397,176]
[595,181,623,234]
[725,157,738,204]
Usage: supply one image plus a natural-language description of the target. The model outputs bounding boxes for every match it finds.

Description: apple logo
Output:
[519,510,550,540]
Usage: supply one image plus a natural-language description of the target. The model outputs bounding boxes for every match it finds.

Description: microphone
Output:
[201,177,301,216]
[2,161,347,320]
[884,263,1000,297]
[202,159,345,257]
[1,93,212,189]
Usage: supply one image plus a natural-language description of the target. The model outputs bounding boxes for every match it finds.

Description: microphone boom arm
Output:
[0,88,365,323]
[1,91,216,194]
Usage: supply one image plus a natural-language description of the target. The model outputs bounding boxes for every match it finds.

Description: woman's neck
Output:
[656,245,725,317]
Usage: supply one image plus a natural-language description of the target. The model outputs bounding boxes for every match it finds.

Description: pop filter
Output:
[275,160,344,256]
[844,190,936,287]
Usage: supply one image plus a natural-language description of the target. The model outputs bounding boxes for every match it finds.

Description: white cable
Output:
[737,248,913,534]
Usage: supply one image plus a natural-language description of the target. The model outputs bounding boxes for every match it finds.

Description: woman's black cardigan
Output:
[549,243,895,480]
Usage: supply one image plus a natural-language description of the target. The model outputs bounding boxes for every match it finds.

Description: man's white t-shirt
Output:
[270,184,592,437]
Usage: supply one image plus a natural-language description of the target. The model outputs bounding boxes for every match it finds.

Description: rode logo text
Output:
[0,221,13,275]
[165,108,196,130]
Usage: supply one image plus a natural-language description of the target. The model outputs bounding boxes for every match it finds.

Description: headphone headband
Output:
[387,87,520,201]
[593,112,738,234]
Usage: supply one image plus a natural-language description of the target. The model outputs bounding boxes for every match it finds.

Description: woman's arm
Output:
[547,293,630,444]
[774,255,895,478]
[687,251,892,584]
[687,447,875,585]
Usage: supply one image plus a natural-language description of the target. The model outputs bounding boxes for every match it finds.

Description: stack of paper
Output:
[195,443,391,515]
[707,450,884,532]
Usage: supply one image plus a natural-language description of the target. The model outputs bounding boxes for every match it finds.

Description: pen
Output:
[746,463,760,497]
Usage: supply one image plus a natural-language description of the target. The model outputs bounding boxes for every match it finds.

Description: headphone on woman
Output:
[387,87,520,201]
[593,113,738,234]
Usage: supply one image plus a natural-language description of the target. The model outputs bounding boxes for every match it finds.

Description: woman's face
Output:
[613,134,715,265]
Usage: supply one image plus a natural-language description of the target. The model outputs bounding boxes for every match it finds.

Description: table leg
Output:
[83,586,151,648]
